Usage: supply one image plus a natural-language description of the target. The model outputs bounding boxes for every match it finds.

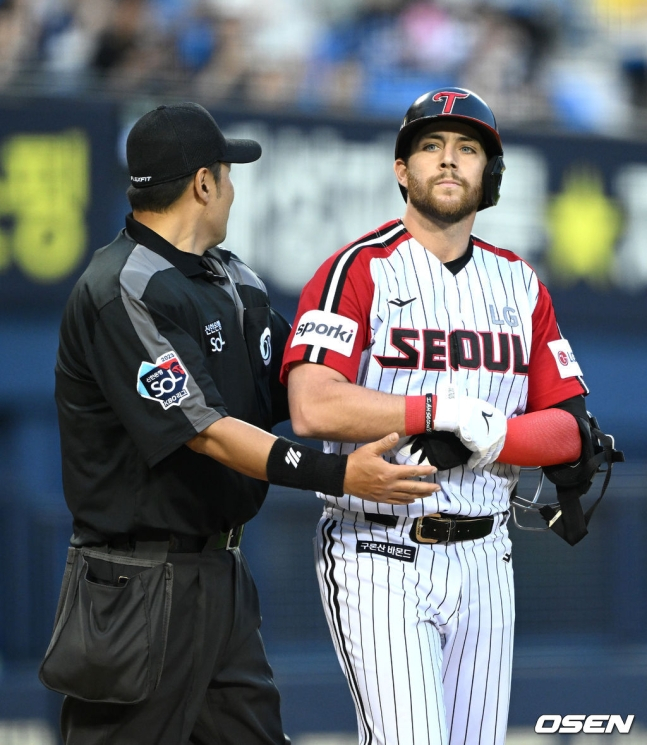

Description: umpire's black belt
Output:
[108,525,244,553]
[365,512,499,544]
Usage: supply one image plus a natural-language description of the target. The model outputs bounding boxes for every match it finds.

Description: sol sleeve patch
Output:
[290,310,358,358]
[137,351,191,409]
[547,339,583,379]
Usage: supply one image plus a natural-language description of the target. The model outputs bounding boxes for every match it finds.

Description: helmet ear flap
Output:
[478,155,505,211]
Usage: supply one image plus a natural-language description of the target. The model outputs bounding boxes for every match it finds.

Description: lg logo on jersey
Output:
[547,339,583,379]
[488,304,518,327]
[535,715,634,735]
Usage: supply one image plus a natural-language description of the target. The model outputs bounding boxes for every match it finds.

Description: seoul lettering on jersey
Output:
[374,327,529,374]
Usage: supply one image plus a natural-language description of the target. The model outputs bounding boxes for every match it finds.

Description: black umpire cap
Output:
[127,102,262,188]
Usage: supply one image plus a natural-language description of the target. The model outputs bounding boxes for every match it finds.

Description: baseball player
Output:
[281,88,590,744]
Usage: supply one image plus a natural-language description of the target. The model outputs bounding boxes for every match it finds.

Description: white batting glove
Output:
[433,384,507,469]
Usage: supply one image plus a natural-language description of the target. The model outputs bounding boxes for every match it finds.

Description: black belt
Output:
[364,512,499,544]
[108,526,244,553]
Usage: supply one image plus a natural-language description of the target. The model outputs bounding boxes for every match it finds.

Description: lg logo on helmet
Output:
[535,715,634,734]
[432,91,470,114]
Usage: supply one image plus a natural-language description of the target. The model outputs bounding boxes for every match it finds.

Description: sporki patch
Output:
[357,540,416,562]
[291,309,358,357]
[137,351,190,409]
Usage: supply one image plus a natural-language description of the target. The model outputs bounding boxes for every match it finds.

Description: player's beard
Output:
[407,170,482,224]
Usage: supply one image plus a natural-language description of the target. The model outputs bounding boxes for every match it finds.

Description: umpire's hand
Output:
[344,432,439,504]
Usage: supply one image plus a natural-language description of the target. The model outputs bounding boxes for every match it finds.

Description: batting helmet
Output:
[395,87,505,211]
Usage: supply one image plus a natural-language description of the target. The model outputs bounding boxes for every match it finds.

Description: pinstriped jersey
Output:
[281,218,587,518]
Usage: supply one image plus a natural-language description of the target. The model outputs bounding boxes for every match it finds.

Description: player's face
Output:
[395,121,488,224]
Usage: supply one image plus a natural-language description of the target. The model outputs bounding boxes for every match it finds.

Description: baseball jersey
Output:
[281,218,587,518]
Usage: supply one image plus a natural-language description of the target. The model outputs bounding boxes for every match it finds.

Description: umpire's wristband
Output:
[266,437,347,497]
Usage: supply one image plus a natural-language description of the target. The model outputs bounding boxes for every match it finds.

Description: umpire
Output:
[40,102,437,745]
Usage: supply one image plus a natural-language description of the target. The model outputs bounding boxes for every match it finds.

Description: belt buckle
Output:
[414,513,443,544]
[226,524,244,550]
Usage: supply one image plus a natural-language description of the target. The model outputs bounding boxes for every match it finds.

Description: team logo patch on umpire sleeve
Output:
[357,541,417,562]
[137,351,190,409]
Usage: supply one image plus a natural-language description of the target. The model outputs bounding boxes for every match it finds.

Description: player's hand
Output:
[433,384,507,469]
[344,432,440,504]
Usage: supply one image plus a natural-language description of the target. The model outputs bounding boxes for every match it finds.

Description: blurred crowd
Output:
[0,0,646,133]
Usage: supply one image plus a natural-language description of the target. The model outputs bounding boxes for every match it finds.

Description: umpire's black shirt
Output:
[56,215,290,544]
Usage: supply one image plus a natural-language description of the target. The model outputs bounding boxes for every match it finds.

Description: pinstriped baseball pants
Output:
[315,509,514,745]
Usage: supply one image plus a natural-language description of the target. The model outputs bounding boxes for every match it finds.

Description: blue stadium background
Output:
[0,95,645,742]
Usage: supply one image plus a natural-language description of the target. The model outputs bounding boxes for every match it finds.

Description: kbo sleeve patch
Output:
[547,339,583,379]
[137,351,191,409]
[290,310,358,357]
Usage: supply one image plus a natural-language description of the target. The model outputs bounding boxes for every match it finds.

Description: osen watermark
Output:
[535,715,634,734]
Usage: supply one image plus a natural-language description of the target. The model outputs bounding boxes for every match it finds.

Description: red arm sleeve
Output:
[497,408,581,466]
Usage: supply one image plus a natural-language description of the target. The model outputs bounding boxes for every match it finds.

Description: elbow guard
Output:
[542,413,598,493]
[539,412,625,545]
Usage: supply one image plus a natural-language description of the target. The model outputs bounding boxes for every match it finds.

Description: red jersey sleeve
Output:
[526,280,587,412]
[280,246,375,385]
